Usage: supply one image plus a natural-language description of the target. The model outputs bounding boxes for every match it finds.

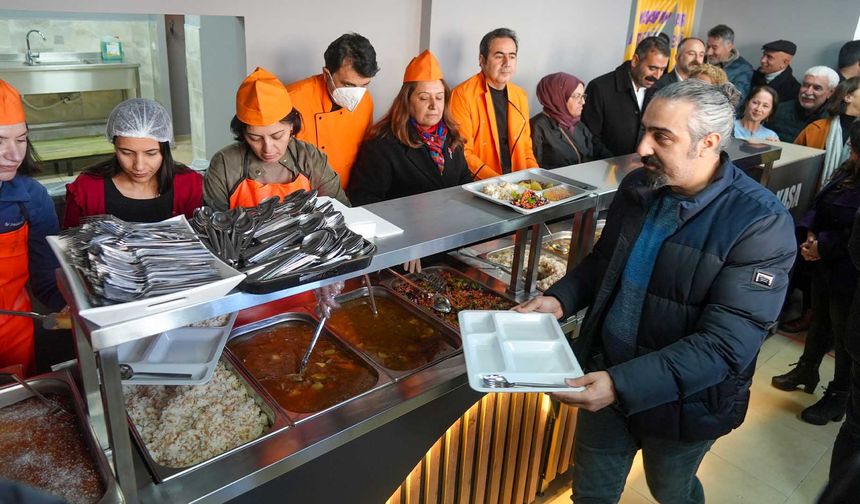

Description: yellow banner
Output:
[624,0,697,71]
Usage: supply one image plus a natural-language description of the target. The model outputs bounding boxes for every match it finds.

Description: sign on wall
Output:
[624,0,697,70]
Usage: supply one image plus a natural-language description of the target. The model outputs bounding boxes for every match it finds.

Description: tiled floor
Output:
[535,332,840,504]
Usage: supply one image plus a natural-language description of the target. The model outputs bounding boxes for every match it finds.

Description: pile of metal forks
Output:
[59,216,223,304]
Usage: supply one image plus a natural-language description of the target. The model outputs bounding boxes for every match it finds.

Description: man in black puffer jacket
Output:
[516,80,796,504]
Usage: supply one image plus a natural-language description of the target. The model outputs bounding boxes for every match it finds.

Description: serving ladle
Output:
[481,374,570,389]
[0,372,72,417]
[119,364,194,380]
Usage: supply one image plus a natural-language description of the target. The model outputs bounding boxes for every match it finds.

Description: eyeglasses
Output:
[570,93,587,102]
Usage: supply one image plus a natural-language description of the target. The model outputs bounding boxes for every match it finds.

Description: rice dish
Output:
[124,362,268,468]
[487,249,567,291]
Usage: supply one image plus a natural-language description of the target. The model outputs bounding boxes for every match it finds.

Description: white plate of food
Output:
[462,168,591,214]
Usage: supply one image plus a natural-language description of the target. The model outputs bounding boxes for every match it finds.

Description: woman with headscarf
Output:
[530,72,611,168]
[204,67,348,211]
[63,98,202,227]
[0,80,64,375]
[347,50,471,205]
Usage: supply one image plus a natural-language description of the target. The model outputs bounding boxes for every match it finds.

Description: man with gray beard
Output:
[516,80,796,503]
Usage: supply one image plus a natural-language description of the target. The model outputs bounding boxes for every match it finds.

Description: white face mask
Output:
[326,71,367,112]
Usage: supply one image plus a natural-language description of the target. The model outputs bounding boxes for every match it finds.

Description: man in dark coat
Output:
[752,40,801,104]
[706,24,754,104]
[516,80,796,503]
[644,37,705,110]
[771,66,839,142]
[581,36,669,157]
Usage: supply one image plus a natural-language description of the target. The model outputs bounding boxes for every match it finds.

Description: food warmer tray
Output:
[319,286,463,381]
[0,371,123,503]
[125,356,291,483]
[381,264,518,333]
[225,311,395,423]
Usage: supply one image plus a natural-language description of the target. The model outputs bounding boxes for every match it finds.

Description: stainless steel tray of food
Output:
[0,371,123,504]
[320,286,463,380]
[225,311,394,423]
[381,265,517,333]
[462,168,593,214]
[124,356,290,483]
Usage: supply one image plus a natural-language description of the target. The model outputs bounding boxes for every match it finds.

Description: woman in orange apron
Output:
[0,80,64,376]
[202,67,350,321]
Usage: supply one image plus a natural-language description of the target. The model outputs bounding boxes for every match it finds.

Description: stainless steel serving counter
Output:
[549,138,783,211]
[61,139,792,503]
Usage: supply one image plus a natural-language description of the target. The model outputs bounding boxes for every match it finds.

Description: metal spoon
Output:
[298,313,328,375]
[119,364,193,380]
[0,372,72,416]
[481,373,570,389]
[363,274,378,316]
[387,268,452,314]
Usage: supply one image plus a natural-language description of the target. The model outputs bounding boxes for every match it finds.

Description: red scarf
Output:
[411,119,448,174]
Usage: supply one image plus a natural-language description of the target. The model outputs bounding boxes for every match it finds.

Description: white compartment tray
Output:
[116,311,238,385]
[458,310,584,393]
[462,168,590,215]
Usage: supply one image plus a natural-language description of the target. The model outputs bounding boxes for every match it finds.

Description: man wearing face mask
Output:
[450,27,537,180]
[287,33,379,189]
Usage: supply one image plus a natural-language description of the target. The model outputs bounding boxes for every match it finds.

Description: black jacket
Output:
[847,206,860,360]
[347,132,473,205]
[771,99,828,142]
[751,65,801,105]
[529,113,613,168]
[643,70,680,111]
[581,61,643,157]
[546,156,796,441]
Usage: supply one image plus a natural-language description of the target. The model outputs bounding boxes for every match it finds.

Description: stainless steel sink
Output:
[0,52,140,95]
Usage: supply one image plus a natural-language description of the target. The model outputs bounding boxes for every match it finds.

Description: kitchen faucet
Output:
[25,30,47,65]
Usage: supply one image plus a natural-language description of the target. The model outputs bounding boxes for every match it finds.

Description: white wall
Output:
[428,0,633,117]
[697,0,860,77]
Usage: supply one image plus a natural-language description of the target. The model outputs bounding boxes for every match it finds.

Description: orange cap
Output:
[0,80,26,125]
[236,67,293,126]
[403,50,444,83]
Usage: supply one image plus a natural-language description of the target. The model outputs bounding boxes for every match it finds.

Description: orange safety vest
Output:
[228,150,312,209]
[450,72,538,180]
[0,206,35,376]
[287,74,373,189]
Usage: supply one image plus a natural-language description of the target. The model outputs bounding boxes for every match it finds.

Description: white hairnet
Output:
[105,98,174,145]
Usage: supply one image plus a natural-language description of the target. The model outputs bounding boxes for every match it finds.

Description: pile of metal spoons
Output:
[191,192,375,283]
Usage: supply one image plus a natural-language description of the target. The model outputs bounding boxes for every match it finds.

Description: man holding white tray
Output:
[516,80,796,503]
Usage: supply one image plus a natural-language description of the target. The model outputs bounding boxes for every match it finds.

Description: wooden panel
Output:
[458,401,480,504]
[442,418,461,504]
[473,394,497,504]
[514,393,538,504]
[542,404,568,491]
[500,393,524,504]
[487,393,511,504]
[526,395,551,501]
[405,459,423,504]
[558,405,577,474]
[386,486,402,504]
[424,437,443,503]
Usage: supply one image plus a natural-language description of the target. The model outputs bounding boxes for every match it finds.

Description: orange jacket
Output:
[286,74,373,188]
[450,72,537,179]
[794,118,830,149]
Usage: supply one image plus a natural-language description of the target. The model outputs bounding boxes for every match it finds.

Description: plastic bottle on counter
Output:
[100,36,123,61]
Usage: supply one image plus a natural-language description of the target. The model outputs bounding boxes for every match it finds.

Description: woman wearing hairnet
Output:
[0,80,64,376]
[63,98,202,228]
